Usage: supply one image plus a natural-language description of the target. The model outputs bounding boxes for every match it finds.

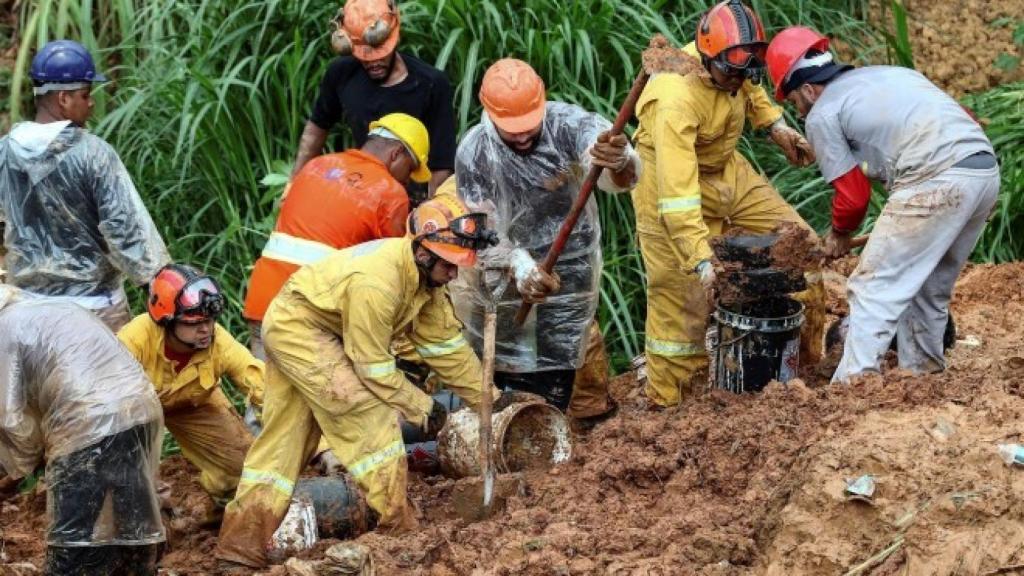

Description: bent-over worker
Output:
[766,26,999,382]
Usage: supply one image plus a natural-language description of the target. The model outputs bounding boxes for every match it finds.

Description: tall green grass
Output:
[11,0,1016,373]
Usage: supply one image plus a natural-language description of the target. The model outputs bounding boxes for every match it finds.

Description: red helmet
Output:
[766,26,831,102]
[696,0,768,79]
[148,264,225,325]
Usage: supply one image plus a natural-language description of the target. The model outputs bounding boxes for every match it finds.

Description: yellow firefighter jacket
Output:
[280,236,485,422]
[118,315,265,411]
[632,42,783,270]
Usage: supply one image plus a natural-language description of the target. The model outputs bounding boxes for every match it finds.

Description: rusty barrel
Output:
[436,401,572,478]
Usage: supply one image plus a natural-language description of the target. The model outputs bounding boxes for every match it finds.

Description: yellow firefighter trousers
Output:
[216,294,414,568]
[164,390,253,506]
[568,320,613,418]
[643,153,825,407]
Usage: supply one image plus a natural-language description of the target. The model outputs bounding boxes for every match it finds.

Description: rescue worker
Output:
[244,112,430,360]
[766,26,999,382]
[632,0,826,408]
[215,196,502,570]
[118,264,264,521]
[0,40,169,331]
[0,285,165,575]
[451,58,639,419]
[292,0,455,197]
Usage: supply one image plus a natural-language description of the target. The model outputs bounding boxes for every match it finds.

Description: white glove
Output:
[696,260,716,292]
[511,249,560,304]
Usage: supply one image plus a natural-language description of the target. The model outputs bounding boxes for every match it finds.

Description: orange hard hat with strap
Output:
[696,0,768,80]
[407,195,498,268]
[331,0,400,61]
[148,264,225,325]
[766,26,832,102]
[479,58,546,133]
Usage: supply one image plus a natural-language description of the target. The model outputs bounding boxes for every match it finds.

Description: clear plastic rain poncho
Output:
[452,101,624,373]
[0,121,169,301]
[0,288,165,546]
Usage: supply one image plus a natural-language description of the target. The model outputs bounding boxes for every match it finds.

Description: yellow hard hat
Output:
[368,113,431,184]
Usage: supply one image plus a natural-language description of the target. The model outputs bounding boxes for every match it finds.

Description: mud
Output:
[3,264,1024,575]
[642,34,705,77]
[868,0,1024,97]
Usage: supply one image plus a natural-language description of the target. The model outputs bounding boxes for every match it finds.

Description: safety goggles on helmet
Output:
[419,213,499,251]
[176,277,225,322]
[711,42,767,79]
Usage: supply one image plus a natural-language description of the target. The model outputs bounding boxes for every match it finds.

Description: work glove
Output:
[511,249,561,304]
[769,120,815,167]
[823,229,854,260]
[492,390,546,412]
[423,398,448,438]
[696,260,717,310]
[589,131,630,172]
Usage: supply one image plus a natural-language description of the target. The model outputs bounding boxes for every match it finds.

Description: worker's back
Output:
[0,122,169,299]
[243,149,409,322]
[0,296,161,477]
[805,66,994,191]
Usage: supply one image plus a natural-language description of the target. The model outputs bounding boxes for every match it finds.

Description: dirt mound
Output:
[870,0,1024,97]
[3,264,1024,575]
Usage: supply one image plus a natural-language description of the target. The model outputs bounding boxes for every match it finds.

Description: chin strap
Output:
[412,241,443,287]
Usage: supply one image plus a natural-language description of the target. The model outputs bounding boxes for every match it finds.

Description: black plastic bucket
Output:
[711,296,804,393]
[293,476,376,538]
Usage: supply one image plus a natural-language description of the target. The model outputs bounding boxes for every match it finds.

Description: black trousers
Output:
[45,423,163,576]
[495,369,575,412]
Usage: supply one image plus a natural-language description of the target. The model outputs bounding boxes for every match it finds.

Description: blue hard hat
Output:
[29,40,107,84]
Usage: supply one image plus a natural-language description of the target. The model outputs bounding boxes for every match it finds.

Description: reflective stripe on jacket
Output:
[243,149,409,321]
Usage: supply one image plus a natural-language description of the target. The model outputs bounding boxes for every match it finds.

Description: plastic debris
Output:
[997,444,1024,467]
[844,475,877,503]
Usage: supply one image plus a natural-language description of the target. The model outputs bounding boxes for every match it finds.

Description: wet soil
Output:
[642,34,705,77]
[2,264,1023,575]
[870,0,1024,97]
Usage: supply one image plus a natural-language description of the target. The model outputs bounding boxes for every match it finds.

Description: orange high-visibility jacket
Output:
[243,149,409,321]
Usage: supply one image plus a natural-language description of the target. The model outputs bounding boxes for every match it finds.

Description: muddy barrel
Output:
[436,401,572,478]
[712,296,804,393]
[293,476,376,539]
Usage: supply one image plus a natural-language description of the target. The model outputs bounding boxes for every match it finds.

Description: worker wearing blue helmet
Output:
[0,40,169,331]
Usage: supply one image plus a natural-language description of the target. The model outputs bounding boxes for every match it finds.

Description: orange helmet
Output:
[148,264,225,325]
[331,0,400,61]
[479,58,546,133]
[407,195,498,268]
[696,0,768,79]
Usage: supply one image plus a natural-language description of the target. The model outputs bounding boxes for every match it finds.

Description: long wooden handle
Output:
[513,70,651,327]
[479,310,497,509]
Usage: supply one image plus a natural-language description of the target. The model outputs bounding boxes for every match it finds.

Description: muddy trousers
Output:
[641,158,826,407]
[833,165,1000,382]
[216,300,411,568]
[164,391,253,506]
[46,423,164,575]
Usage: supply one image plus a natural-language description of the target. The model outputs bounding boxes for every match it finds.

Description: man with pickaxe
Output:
[451,58,640,421]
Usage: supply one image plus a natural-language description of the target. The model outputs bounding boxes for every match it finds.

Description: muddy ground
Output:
[2,262,1023,575]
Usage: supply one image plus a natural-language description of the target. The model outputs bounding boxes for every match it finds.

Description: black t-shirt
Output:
[309,52,457,172]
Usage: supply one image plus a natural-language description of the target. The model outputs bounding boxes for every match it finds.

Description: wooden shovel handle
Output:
[513,69,651,327]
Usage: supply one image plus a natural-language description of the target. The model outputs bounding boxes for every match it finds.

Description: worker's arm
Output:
[376,186,411,239]
[654,104,713,270]
[93,145,171,287]
[571,106,639,193]
[831,166,872,234]
[408,290,497,411]
[291,121,330,178]
[426,70,458,196]
[342,282,433,425]
[0,364,43,480]
[742,81,784,129]
[214,324,266,408]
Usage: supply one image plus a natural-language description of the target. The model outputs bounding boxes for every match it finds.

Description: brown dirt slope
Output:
[1,264,1023,575]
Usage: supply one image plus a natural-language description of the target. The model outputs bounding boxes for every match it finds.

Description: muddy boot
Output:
[571,398,620,433]
[216,559,254,575]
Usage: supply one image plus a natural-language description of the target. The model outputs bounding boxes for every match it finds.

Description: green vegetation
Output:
[9,0,1022,373]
